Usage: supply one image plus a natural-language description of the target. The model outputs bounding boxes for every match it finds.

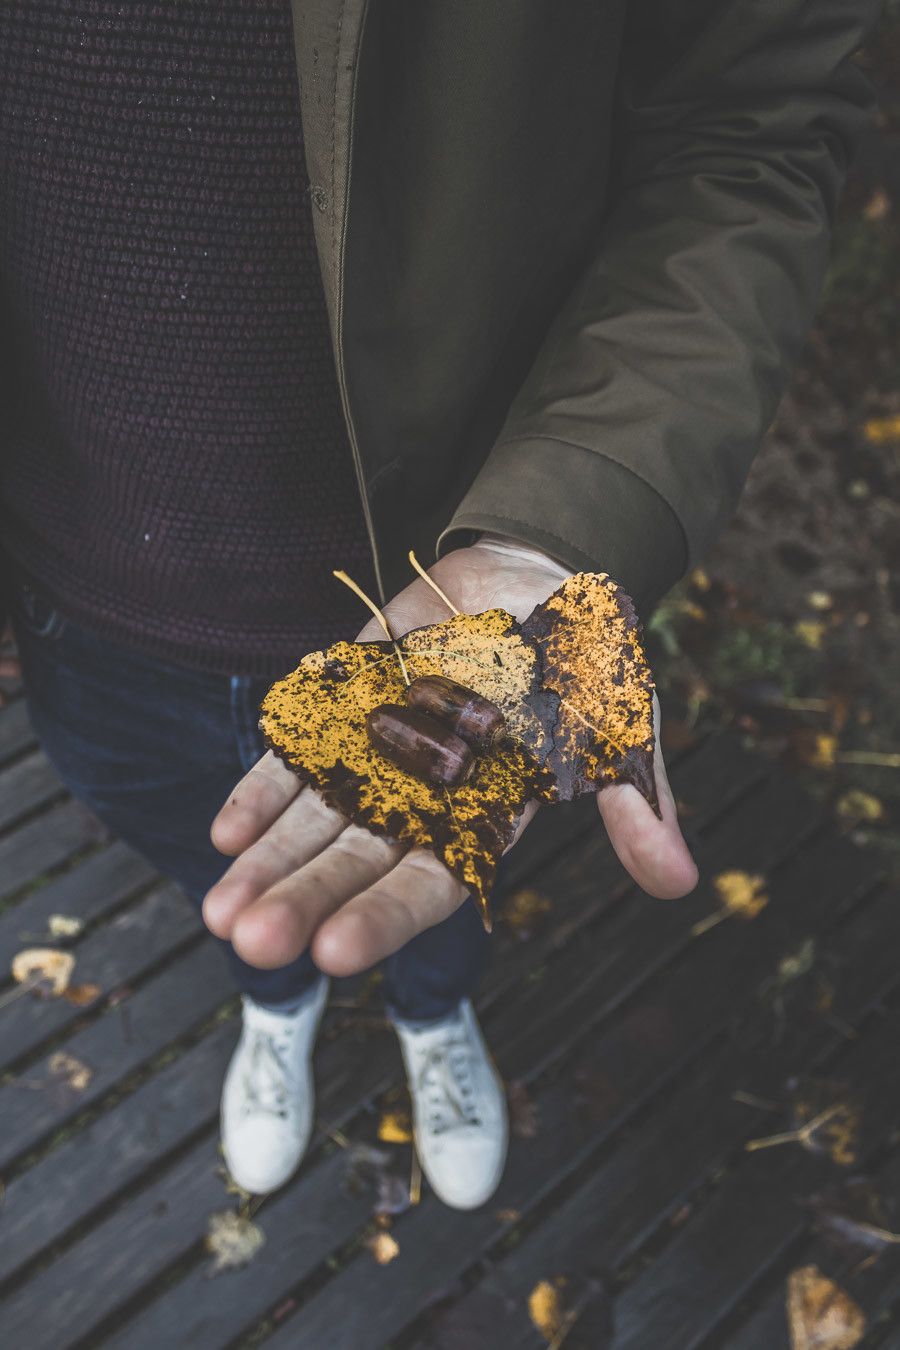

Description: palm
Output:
[202,542,697,976]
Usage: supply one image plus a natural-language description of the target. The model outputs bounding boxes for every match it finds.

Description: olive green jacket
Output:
[290,0,877,610]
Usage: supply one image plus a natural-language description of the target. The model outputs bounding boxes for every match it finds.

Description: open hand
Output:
[202,540,698,976]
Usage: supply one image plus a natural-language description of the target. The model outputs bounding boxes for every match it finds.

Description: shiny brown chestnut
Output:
[406,675,505,752]
[366,704,475,788]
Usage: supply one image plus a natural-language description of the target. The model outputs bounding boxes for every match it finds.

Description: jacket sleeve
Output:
[435,0,879,612]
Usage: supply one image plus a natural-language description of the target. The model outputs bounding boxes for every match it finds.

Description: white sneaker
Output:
[220,977,329,1194]
[393,999,508,1210]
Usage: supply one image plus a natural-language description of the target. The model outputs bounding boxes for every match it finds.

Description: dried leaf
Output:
[47,914,84,939]
[862,413,900,444]
[260,572,656,926]
[835,791,884,827]
[795,621,827,650]
[204,1210,265,1274]
[714,871,768,919]
[367,1230,400,1265]
[694,871,768,936]
[63,982,102,1007]
[48,1051,92,1091]
[528,1280,563,1342]
[11,948,75,996]
[786,1265,865,1350]
[377,1110,413,1145]
[499,887,552,937]
[807,591,833,612]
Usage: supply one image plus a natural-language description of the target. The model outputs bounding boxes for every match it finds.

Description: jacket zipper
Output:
[333,0,387,605]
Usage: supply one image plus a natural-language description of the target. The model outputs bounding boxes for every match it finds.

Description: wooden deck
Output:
[0,689,898,1349]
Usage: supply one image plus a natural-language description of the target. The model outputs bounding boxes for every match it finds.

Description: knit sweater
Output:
[0,0,378,678]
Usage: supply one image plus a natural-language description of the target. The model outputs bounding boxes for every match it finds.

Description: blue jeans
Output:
[9,578,490,1019]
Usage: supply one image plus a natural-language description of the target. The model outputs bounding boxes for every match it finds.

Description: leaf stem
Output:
[407,550,460,615]
[333,569,411,685]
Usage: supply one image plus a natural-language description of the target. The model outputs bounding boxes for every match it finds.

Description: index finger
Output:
[210,750,304,856]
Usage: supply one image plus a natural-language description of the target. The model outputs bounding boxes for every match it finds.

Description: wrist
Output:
[470,531,573,581]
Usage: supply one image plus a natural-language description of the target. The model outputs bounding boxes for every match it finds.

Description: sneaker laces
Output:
[415,1037,481,1136]
[241,1028,295,1119]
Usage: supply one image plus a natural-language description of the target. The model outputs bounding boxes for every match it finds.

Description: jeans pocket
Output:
[12,582,69,641]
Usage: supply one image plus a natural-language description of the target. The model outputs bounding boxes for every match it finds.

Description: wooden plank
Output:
[0,841,156,975]
[0,798,108,902]
[0,751,62,833]
[0,739,768,1342]
[0,882,202,1071]
[419,883,900,1349]
[0,939,234,1172]
[722,1149,900,1349]
[607,1010,900,1350]
[0,1019,238,1289]
[0,698,35,766]
[110,799,863,1350]
[241,836,883,1350]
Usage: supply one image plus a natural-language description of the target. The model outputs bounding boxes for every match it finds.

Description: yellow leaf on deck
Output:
[528,1279,563,1342]
[367,1230,400,1265]
[787,1265,865,1350]
[48,1051,93,1091]
[795,621,827,650]
[862,414,900,444]
[713,871,769,920]
[205,1210,265,1274]
[11,948,75,996]
[377,1110,413,1145]
[835,790,884,826]
[47,914,84,939]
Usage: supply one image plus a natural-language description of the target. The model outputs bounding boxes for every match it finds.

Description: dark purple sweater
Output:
[0,1,378,678]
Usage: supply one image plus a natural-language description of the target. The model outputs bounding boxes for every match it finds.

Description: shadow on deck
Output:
[0,691,897,1349]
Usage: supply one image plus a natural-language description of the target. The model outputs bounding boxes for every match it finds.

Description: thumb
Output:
[596,693,699,899]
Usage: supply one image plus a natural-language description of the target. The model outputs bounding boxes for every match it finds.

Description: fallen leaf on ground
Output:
[528,1279,564,1342]
[835,791,884,827]
[795,621,827,650]
[48,1051,92,1091]
[786,1265,865,1350]
[499,887,552,937]
[63,982,102,1007]
[862,413,900,443]
[366,1230,400,1265]
[204,1210,265,1275]
[47,914,84,939]
[260,570,657,926]
[377,1110,413,1145]
[693,871,768,937]
[11,948,75,996]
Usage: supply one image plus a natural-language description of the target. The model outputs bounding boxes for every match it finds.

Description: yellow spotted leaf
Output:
[260,571,656,927]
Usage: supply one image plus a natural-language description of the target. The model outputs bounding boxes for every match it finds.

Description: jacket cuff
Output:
[434,436,688,615]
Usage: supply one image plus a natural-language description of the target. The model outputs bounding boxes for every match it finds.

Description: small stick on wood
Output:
[745,1103,841,1154]
[836,750,900,768]
[333,568,411,686]
[407,549,460,615]
[410,1151,422,1207]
